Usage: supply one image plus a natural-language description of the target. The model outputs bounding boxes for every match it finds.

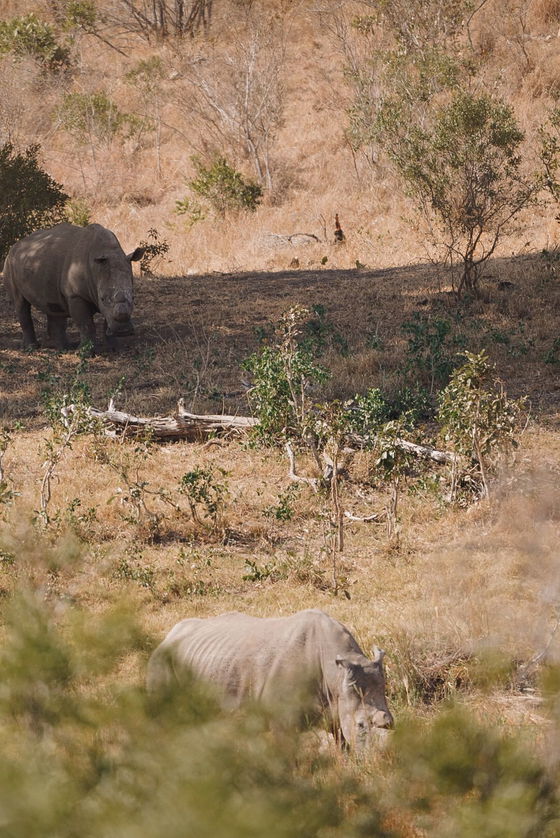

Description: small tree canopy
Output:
[0,143,68,263]
[377,91,537,296]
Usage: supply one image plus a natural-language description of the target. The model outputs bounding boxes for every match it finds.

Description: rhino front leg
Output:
[103,320,119,352]
[68,297,97,354]
[47,315,69,350]
[15,295,39,349]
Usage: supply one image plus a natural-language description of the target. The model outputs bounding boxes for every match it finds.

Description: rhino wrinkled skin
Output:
[147,609,394,749]
[3,222,144,352]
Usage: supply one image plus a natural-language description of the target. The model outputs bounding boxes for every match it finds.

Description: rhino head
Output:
[335,647,393,749]
[92,245,145,338]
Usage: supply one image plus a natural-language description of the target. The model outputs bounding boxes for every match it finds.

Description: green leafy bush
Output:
[137,228,170,276]
[58,91,141,146]
[438,350,525,498]
[174,196,206,227]
[0,13,71,72]
[0,143,68,262]
[188,156,263,216]
[243,307,329,443]
[64,198,91,227]
[377,92,537,296]
[60,1,98,32]
[345,387,388,443]
[179,466,229,529]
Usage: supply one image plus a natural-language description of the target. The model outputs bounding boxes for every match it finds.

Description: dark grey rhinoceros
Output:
[147,609,394,749]
[3,222,145,351]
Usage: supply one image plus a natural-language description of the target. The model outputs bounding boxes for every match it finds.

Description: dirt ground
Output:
[2,252,560,427]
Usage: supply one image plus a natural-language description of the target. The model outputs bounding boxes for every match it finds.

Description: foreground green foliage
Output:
[0,580,557,837]
[0,589,378,838]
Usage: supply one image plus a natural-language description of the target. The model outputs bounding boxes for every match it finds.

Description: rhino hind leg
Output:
[47,315,69,350]
[15,296,39,349]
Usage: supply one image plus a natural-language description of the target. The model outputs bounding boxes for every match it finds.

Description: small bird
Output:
[334,214,346,244]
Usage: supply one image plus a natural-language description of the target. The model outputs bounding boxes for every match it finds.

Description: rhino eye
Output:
[94,256,108,264]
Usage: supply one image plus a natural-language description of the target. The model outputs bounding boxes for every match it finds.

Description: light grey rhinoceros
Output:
[3,222,145,352]
[147,609,393,749]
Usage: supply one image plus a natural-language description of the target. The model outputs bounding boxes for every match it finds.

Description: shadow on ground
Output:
[1,253,559,425]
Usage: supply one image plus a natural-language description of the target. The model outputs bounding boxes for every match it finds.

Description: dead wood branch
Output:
[65,402,459,467]
[285,442,319,492]
[344,510,381,522]
[72,399,259,441]
[348,433,459,465]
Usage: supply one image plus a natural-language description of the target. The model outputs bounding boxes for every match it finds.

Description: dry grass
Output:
[2,247,560,732]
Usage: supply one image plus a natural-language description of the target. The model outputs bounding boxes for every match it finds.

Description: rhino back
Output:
[4,223,89,313]
[151,609,364,709]
[3,223,129,312]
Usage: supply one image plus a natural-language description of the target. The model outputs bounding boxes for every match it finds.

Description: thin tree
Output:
[175,14,286,191]
[376,91,538,296]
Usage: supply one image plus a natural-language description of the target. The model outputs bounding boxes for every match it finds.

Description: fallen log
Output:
[76,398,259,441]
[348,434,460,465]
[67,401,459,464]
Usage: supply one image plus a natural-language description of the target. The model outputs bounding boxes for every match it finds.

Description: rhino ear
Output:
[127,247,146,262]
[371,646,385,664]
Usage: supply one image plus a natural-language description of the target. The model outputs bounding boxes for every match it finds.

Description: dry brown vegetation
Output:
[2,252,560,714]
[3,0,560,833]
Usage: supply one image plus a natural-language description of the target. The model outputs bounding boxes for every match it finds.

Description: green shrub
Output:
[174,196,206,227]
[64,198,91,227]
[0,143,68,262]
[0,13,71,72]
[263,484,301,521]
[344,387,388,442]
[243,307,329,443]
[188,156,263,216]
[377,92,537,296]
[137,228,170,277]
[58,91,141,146]
[179,466,229,529]
[438,350,525,498]
[59,1,98,32]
